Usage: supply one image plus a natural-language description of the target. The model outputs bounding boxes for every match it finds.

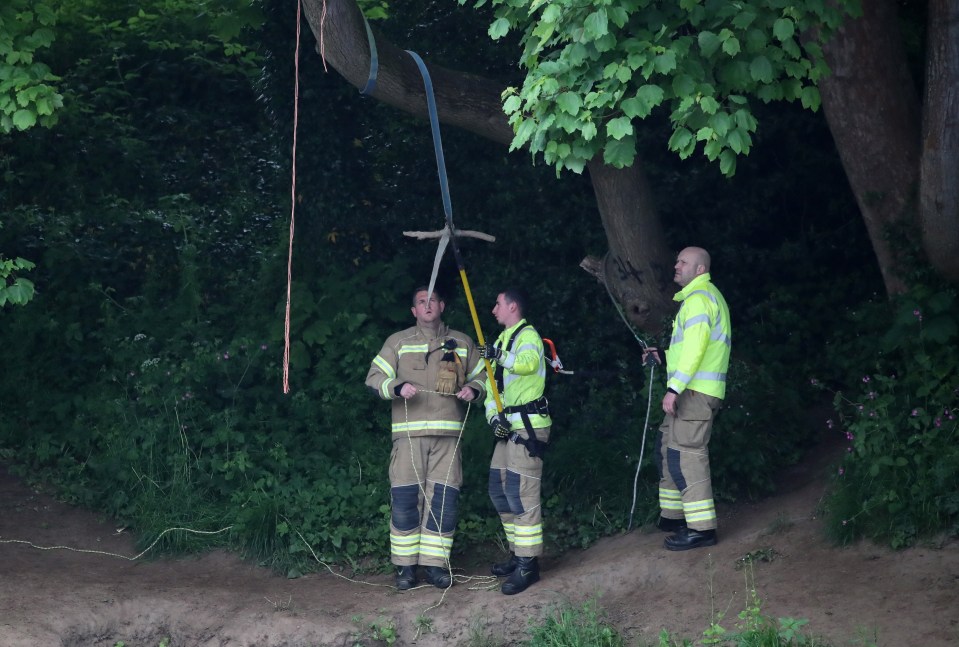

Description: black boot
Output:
[395,565,417,590]
[490,553,518,577]
[500,556,539,595]
[664,527,717,551]
[423,565,453,589]
[657,515,688,533]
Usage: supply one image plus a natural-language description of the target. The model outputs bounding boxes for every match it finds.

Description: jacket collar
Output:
[673,272,712,302]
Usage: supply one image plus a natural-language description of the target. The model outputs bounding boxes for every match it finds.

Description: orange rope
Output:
[283,0,303,394]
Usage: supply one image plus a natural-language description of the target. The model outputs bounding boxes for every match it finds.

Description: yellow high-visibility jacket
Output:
[365,323,485,437]
[665,273,732,399]
[484,319,551,430]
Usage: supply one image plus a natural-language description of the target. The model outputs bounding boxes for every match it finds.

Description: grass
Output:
[456,564,881,647]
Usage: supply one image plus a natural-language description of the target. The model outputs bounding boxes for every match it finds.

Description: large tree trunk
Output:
[581,161,674,330]
[919,0,959,282]
[302,0,673,332]
[818,0,922,296]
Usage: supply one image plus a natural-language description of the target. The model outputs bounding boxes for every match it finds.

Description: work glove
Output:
[490,413,511,440]
[435,359,459,395]
[479,343,502,361]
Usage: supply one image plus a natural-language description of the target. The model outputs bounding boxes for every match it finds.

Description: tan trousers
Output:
[388,435,462,567]
[488,426,550,557]
[657,390,721,531]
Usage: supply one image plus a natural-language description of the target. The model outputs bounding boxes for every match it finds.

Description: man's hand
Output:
[662,391,678,415]
[398,383,418,399]
[490,413,511,439]
[456,386,477,401]
[643,347,665,366]
[479,343,502,361]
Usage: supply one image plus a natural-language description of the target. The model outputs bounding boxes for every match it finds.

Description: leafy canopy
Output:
[0,0,63,132]
[462,0,855,175]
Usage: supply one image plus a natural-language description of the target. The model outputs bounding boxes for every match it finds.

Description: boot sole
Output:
[664,536,718,551]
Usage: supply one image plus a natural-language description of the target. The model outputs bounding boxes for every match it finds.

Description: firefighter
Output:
[644,246,732,551]
[479,287,551,595]
[365,286,486,589]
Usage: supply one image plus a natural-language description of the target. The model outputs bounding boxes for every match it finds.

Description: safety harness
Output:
[494,324,550,459]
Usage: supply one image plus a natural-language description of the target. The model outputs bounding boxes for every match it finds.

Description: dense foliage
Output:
[0,0,953,577]
[0,0,62,132]
[818,284,959,548]
[461,0,855,175]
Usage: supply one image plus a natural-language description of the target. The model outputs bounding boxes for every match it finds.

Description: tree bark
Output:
[818,0,922,296]
[583,161,674,330]
[301,0,673,332]
[919,0,959,282]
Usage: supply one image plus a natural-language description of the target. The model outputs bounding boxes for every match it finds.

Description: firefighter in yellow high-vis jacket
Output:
[479,287,551,595]
[644,247,732,551]
[365,286,485,590]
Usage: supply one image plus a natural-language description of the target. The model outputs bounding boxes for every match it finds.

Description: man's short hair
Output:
[501,287,529,316]
[412,285,444,305]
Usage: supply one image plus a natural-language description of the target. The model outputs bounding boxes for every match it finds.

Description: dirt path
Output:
[1,444,957,647]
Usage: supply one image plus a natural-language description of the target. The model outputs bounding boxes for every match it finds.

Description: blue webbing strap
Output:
[360,17,378,96]
[405,50,455,228]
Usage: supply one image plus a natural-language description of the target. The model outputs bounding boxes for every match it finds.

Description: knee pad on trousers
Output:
[666,447,688,491]
[488,469,512,515]
[391,484,420,531]
[504,470,526,515]
[425,483,459,533]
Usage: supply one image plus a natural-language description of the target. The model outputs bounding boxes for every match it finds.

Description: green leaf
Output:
[732,11,757,29]
[603,134,636,167]
[3,277,35,305]
[653,51,677,74]
[542,5,561,22]
[700,96,720,114]
[719,149,737,176]
[699,31,721,57]
[800,85,821,110]
[502,95,521,113]
[583,9,609,40]
[621,84,664,118]
[489,17,510,40]
[722,37,741,56]
[749,56,774,83]
[672,74,696,96]
[556,91,582,115]
[773,18,796,41]
[581,121,597,141]
[708,111,732,136]
[606,116,633,140]
[12,108,36,130]
[668,127,695,158]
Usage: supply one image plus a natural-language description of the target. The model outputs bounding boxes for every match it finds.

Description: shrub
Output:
[819,288,959,548]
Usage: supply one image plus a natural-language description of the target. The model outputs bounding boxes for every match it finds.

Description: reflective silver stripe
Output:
[397,343,428,355]
[694,371,726,382]
[669,370,692,385]
[683,313,710,328]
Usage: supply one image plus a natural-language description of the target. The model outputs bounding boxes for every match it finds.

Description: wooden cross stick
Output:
[403,225,496,308]
[403,228,496,243]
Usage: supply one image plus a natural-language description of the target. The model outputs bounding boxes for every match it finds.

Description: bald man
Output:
[643,247,732,550]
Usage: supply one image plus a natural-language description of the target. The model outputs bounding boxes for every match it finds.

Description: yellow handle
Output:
[458,268,504,413]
